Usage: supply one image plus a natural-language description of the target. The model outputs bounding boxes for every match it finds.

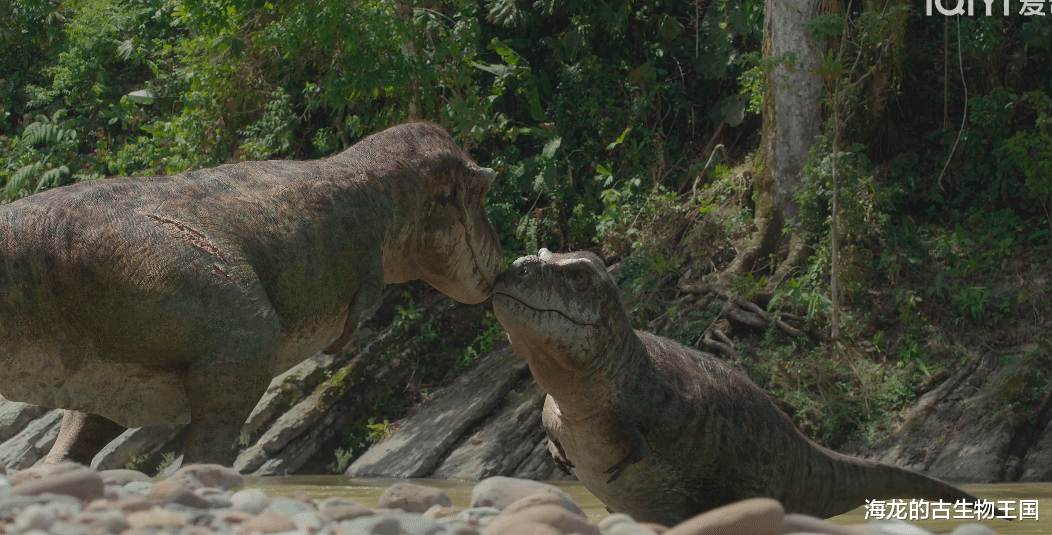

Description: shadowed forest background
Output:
[1,0,1051,475]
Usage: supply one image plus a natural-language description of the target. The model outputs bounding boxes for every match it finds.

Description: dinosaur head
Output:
[376,122,503,304]
[492,249,635,394]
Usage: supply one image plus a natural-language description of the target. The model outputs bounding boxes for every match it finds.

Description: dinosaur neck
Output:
[543,329,649,421]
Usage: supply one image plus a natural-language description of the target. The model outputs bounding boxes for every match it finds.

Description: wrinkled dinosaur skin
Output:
[0,121,503,466]
[493,249,991,526]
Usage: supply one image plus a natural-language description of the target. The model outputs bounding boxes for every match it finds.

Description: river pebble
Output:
[0,464,1005,535]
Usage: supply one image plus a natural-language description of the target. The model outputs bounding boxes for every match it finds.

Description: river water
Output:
[246,477,1052,534]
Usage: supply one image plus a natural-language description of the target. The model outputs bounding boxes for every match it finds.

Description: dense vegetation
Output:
[2,0,1050,451]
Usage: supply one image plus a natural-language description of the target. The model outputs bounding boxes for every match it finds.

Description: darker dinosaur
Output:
[492,249,997,526]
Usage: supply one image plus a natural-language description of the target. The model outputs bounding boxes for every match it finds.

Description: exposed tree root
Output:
[677,208,811,360]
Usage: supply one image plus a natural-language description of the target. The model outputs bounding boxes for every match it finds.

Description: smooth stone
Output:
[166,463,245,491]
[9,467,104,501]
[121,481,154,496]
[640,523,669,534]
[195,486,233,508]
[267,496,316,518]
[493,522,562,535]
[0,476,11,499]
[481,504,599,535]
[379,482,452,513]
[425,504,463,519]
[126,506,187,528]
[13,504,54,532]
[231,488,272,514]
[0,493,81,520]
[503,493,579,516]
[7,462,84,486]
[863,520,935,535]
[149,479,212,508]
[783,514,864,535]
[600,513,659,535]
[292,510,326,530]
[948,524,1000,535]
[46,521,86,535]
[213,509,254,525]
[318,496,372,521]
[95,495,157,513]
[470,477,584,517]
[98,469,152,486]
[455,507,503,525]
[663,498,783,535]
[341,512,448,535]
[241,510,297,534]
[74,509,131,534]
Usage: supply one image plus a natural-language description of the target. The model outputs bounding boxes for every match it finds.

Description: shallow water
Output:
[246,477,1052,534]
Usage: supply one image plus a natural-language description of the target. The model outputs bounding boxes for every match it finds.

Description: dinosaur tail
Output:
[783,439,997,519]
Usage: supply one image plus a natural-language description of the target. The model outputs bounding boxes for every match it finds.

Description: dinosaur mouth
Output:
[492,291,596,327]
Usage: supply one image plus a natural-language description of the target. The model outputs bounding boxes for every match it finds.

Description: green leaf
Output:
[127,89,155,105]
[541,137,561,159]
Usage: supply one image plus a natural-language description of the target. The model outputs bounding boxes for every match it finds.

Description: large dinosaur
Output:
[0,121,503,467]
[492,249,996,526]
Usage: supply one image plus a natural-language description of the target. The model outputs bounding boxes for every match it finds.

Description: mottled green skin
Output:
[0,122,503,465]
[493,249,988,526]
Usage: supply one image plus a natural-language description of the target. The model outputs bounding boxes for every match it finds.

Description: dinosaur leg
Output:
[44,410,126,466]
[324,282,382,355]
[604,426,649,483]
[182,356,270,466]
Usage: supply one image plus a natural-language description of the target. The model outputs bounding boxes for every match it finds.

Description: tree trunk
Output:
[761,0,822,225]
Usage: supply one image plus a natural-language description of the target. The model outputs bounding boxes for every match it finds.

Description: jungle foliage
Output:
[1,0,1050,448]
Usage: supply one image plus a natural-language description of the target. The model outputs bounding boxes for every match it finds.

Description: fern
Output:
[4,163,44,198]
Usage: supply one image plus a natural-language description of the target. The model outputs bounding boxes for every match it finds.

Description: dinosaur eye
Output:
[567,267,589,286]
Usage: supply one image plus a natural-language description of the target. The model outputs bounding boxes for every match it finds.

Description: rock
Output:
[0,409,62,470]
[98,469,152,486]
[318,496,372,521]
[166,463,244,491]
[455,506,503,525]
[948,524,1000,535]
[126,506,186,528]
[0,493,81,521]
[847,354,1047,484]
[600,513,660,535]
[74,509,131,534]
[292,510,326,530]
[862,519,935,535]
[0,475,10,500]
[13,504,54,532]
[425,504,463,519]
[340,511,450,535]
[434,385,569,481]
[213,509,254,526]
[121,481,153,497]
[379,482,453,513]
[93,495,157,513]
[195,486,233,508]
[783,514,864,535]
[149,479,212,508]
[503,493,578,516]
[470,477,584,517]
[267,497,316,518]
[1020,419,1052,481]
[241,510,297,533]
[663,498,783,535]
[347,345,528,478]
[490,522,562,535]
[231,487,271,514]
[0,397,47,442]
[90,424,185,471]
[9,467,104,501]
[481,504,598,535]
